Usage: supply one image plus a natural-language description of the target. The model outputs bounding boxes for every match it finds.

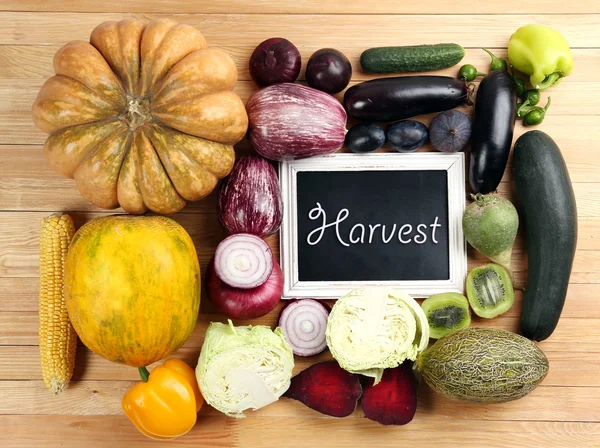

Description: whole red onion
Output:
[246,83,347,161]
[218,155,283,238]
[249,38,302,87]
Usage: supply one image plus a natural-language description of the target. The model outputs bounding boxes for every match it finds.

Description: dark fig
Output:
[361,363,417,426]
[284,361,362,417]
[429,110,472,152]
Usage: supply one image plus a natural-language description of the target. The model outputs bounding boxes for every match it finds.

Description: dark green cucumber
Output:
[513,131,577,341]
[360,44,465,74]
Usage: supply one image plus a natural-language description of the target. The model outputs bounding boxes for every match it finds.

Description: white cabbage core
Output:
[197,322,294,418]
[327,288,430,383]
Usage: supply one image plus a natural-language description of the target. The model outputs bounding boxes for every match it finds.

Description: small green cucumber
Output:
[360,43,465,74]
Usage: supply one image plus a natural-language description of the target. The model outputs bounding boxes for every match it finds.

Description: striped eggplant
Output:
[217,155,283,237]
[246,83,347,161]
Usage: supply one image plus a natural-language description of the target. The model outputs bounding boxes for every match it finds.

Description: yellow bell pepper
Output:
[508,24,573,90]
[122,359,204,440]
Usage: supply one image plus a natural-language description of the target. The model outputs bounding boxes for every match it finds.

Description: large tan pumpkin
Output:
[32,19,247,214]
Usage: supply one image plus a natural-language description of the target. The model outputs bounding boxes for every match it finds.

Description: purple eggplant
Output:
[247,83,347,161]
[469,70,517,194]
[217,155,283,237]
[343,76,469,122]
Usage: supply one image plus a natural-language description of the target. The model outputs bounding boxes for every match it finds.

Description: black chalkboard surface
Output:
[296,170,449,282]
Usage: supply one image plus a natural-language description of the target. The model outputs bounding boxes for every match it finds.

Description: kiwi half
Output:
[466,264,514,318]
[421,293,471,339]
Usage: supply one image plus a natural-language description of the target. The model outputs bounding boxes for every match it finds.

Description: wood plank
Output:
[1,46,598,83]
[1,209,599,280]
[0,379,598,422]
[0,415,236,448]
[2,275,598,320]
[237,419,600,448]
[1,416,598,448]
[0,75,595,146]
[2,310,598,352]
[2,0,599,14]
[1,112,598,211]
[0,13,597,48]
[1,345,597,387]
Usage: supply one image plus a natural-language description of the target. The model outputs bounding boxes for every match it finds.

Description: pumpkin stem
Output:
[138,367,150,382]
[124,96,152,129]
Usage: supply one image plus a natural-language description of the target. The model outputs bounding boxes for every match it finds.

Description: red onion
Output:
[217,155,283,238]
[206,257,283,319]
[249,37,301,87]
[278,299,330,356]
[214,234,273,289]
[246,83,347,161]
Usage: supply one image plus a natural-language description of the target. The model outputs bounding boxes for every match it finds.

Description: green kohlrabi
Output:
[196,321,294,418]
[326,287,430,384]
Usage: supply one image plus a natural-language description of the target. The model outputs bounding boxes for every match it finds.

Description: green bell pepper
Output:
[508,24,573,90]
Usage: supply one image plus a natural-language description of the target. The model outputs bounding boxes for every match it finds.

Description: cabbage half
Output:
[196,321,294,418]
[326,288,430,384]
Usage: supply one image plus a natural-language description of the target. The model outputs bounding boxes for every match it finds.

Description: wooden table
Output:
[1,1,599,447]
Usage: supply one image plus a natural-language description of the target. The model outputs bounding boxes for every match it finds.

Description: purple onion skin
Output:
[429,110,472,152]
[218,155,283,237]
[206,257,283,320]
[249,38,302,87]
[306,48,352,94]
[247,83,347,161]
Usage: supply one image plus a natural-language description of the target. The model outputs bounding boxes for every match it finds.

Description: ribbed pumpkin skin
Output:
[64,216,200,367]
[417,327,549,403]
[32,19,247,215]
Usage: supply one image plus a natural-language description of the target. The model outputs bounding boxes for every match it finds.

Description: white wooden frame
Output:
[279,152,467,299]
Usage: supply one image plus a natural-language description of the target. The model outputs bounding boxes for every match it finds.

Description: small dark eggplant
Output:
[343,76,469,122]
[469,70,517,194]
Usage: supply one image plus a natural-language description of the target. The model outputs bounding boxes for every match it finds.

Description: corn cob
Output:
[39,213,77,394]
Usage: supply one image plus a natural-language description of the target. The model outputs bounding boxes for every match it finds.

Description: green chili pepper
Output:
[523,89,541,106]
[523,97,551,126]
[517,104,536,118]
[516,90,541,117]
[508,24,573,90]
[458,64,486,82]
[513,74,527,97]
[482,48,508,71]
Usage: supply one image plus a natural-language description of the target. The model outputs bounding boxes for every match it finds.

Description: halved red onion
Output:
[214,234,273,289]
[206,256,283,319]
[278,299,330,356]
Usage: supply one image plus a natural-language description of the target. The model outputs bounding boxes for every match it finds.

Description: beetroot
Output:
[361,363,417,425]
[249,38,301,87]
[284,361,362,417]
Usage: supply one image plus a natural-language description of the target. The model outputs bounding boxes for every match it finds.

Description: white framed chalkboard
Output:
[279,152,467,299]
